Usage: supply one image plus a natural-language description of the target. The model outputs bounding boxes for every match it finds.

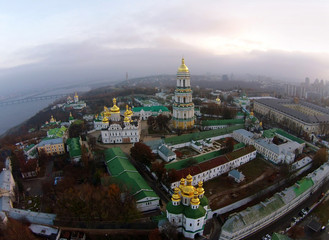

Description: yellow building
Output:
[172,58,195,129]
[37,138,65,155]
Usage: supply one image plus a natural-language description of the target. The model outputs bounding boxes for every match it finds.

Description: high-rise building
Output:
[172,58,195,129]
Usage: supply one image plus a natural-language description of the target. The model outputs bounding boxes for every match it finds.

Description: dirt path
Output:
[208,168,274,207]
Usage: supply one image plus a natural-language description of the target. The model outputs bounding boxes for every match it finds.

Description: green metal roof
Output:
[200,196,209,207]
[47,126,67,138]
[275,128,305,144]
[164,125,244,146]
[133,106,169,113]
[184,205,206,219]
[271,233,293,240]
[201,119,244,127]
[166,201,184,214]
[67,137,81,158]
[104,147,159,202]
[165,149,225,170]
[293,178,314,197]
[222,194,285,233]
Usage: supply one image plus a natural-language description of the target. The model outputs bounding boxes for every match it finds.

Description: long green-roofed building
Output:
[104,147,159,212]
[66,138,81,162]
[133,106,170,120]
[220,162,329,240]
[201,119,245,130]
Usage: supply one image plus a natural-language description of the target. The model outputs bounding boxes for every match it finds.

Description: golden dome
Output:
[186,174,193,185]
[178,58,189,73]
[216,97,221,102]
[180,175,196,198]
[259,121,263,127]
[250,111,254,116]
[171,188,181,202]
[50,115,56,122]
[102,117,109,123]
[110,98,120,113]
[124,105,130,117]
[124,116,130,123]
[74,92,78,97]
[190,191,200,206]
[128,107,133,117]
[197,181,205,196]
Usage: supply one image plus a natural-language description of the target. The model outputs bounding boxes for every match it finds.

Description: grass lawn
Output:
[238,157,274,183]
[204,157,278,209]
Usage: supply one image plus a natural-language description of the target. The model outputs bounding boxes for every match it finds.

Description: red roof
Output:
[199,155,228,172]
[174,165,202,182]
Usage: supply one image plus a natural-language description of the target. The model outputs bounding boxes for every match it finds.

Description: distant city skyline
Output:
[1,0,329,95]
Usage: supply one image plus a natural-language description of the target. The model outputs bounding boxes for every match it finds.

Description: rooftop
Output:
[255,98,329,124]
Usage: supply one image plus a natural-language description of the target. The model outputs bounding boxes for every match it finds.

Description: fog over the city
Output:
[1,0,329,95]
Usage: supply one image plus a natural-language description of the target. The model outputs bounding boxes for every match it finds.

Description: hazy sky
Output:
[1,0,329,95]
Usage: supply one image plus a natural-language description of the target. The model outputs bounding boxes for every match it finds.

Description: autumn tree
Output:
[55,183,140,222]
[151,162,167,181]
[224,138,235,153]
[313,147,328,168]
[156,114,170,131]
[81,145,89,167]
[0,218,38,240]
[130,142,155,166]
[69,120,86,138]
[87,136,96,151]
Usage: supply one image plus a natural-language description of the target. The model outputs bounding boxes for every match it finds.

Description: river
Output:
[0,86,91,136]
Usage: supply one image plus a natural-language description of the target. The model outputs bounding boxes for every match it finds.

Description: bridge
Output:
[0,94,69,107]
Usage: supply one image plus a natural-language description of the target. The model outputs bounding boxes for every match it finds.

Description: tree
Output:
[151,162,167,181]
[87,136,96,151]
[313,148,328,168]
[226,95,234,104]
[55,183,140,222]
[68,120,86,138]
[225,138,235,153]
[81,145,89,167]
[0,218,38,240]
[156,114,170,131]
[130,142,155,166]
[147,116,155,126]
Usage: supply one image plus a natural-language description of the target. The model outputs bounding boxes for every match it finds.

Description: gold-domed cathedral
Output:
[173,58,195,130]
[166,174,210,239]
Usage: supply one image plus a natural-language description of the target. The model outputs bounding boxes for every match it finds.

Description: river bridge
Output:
[0,94,68,107]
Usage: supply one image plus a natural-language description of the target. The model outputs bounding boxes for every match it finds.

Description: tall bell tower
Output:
[172,58,195,129]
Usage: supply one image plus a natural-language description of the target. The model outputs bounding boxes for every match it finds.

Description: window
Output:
[190,223,192,227]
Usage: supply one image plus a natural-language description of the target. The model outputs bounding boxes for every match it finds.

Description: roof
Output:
[226,145,255,161]
[104,147,159,202]
[307,219,322,232]
[201,119,244,127]
[271,233,293,240]
[293,178,314,196]
[222,194,285,233]
[66,138,81,158]
[229,169,244,180]
[255,98,329,124]
[38,138,63,147]
[184,205,206,219]
[47,126,67,138]
[164,125,244,146]
[133,106,169,113]
[159,145,176,157]
[165,149,225,170]
[166,201,184,214]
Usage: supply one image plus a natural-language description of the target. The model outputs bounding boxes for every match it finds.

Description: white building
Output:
[233,129,303,164]
[169,146,257,189]
[94,99,142,144]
